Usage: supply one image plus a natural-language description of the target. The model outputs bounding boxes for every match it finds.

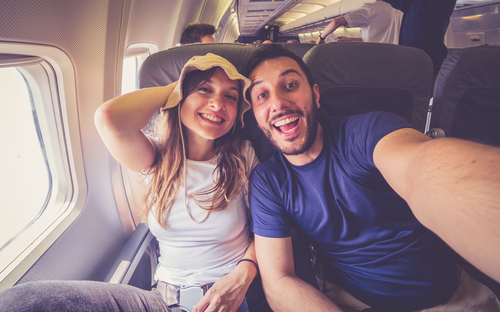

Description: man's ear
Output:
[313,84,320,108]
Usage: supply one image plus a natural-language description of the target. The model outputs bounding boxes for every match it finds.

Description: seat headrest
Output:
[139,43,258,89]
[280,43,316,58]
[304,42,433,132]
[432,45,500,145]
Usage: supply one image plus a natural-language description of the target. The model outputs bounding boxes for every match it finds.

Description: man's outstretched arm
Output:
[373,128,500,282]
[254,235,343,312]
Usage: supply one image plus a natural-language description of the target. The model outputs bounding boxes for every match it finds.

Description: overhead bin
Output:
[280,0,376,33]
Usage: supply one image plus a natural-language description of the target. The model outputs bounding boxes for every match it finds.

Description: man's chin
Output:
[271,136,307,156]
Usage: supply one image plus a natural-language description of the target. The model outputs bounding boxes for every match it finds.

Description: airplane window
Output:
[122,55,141,94]
[0,67,50,251]
[0,49,82,287]
[121,43,158,94]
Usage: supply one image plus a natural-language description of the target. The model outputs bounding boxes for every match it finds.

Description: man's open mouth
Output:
[273,116,299,133]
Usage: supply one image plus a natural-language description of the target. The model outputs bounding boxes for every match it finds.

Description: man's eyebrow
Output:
[249,68,302,95]
[249,80,263,95]
[281,69,301,77]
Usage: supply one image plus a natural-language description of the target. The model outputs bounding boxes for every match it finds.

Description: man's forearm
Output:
[408,138,500,282]
[263,275,342,312]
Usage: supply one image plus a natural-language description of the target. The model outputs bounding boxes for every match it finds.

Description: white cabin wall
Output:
[199,0,233,30]
[0,0,130,284]
[125,0,203,50]
[124,0,233,49]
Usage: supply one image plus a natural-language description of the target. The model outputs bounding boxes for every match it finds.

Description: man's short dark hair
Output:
[180,23,216,44]
[245,44,315,102]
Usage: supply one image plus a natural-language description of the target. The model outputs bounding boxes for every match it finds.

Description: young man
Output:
[317,0,403,45]
[180,23,216,45]
[245,44,500,311]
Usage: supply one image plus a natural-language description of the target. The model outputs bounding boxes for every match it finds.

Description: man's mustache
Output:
[269,109,304,126]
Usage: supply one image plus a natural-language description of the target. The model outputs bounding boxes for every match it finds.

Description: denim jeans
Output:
[0,277,272,312]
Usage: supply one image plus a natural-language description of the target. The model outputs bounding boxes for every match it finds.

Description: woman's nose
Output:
[209,93,225,111]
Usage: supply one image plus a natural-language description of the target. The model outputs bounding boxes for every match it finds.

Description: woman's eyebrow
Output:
[203,79,239,91]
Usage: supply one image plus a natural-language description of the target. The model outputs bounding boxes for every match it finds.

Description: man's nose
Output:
[270,91,290,112]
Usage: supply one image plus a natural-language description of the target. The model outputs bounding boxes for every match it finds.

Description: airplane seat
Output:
[430,45,500,297]
[253,43,316,58]
[303,42,434,132]
[430,45,500,146]
[279,43,316,58]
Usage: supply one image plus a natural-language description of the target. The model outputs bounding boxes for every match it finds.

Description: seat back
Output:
[139,43,274,162]
[304,42,434,132]
[431,45,500,146]
[280,43,316,58]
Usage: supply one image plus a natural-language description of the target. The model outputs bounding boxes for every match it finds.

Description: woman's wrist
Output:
[236,258,259,281]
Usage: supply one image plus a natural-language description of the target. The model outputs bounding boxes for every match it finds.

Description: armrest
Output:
[104,223,157,285]
[425,128,446,139]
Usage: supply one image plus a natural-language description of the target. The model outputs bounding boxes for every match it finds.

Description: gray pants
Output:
[0,280,171,312]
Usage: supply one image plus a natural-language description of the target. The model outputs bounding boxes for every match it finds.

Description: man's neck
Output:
[284,124,324,166]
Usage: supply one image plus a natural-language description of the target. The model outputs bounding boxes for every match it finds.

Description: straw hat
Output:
[163,53,251,126]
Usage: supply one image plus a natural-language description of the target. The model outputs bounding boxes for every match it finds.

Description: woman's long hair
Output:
[141,67,248,229]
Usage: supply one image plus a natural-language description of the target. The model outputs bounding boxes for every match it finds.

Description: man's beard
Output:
[260,94,319,156]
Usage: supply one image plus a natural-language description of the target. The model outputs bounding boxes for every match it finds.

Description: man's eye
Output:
[257,92,267,100]
[285,83,297,89]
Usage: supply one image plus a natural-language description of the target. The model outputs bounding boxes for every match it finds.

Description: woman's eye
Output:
[198,87,210,93]
[226,94,237,101]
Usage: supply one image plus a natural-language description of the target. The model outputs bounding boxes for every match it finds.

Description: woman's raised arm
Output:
[94,82,177,172]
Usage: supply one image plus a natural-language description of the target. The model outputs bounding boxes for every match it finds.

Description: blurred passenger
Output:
[263,40,272,44]
[317,0,402,44]
[253,40,262,44]
[384,0,457,77]
[180,23,216,45]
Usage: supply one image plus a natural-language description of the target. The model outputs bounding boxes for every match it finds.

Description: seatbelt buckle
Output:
[179,284,209,312]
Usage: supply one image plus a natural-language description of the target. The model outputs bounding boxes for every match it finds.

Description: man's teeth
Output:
[274,116,298,127]
[201,113,222,123]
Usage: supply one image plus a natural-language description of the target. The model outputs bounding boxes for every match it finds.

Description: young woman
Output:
[0,53,270,312]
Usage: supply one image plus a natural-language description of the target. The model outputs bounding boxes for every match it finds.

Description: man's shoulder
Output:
[321,111,407,126]
[253,151,285,175]
[320,112,411,142]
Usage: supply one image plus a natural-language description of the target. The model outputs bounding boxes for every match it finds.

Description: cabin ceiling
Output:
[237,0,499,36]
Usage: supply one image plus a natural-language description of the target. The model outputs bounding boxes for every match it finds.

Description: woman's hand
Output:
[192,261,257,312]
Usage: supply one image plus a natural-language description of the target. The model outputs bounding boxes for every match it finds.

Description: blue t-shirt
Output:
[249,112,457,311]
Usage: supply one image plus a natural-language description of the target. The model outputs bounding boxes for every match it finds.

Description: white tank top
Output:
[148,142,259,286]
